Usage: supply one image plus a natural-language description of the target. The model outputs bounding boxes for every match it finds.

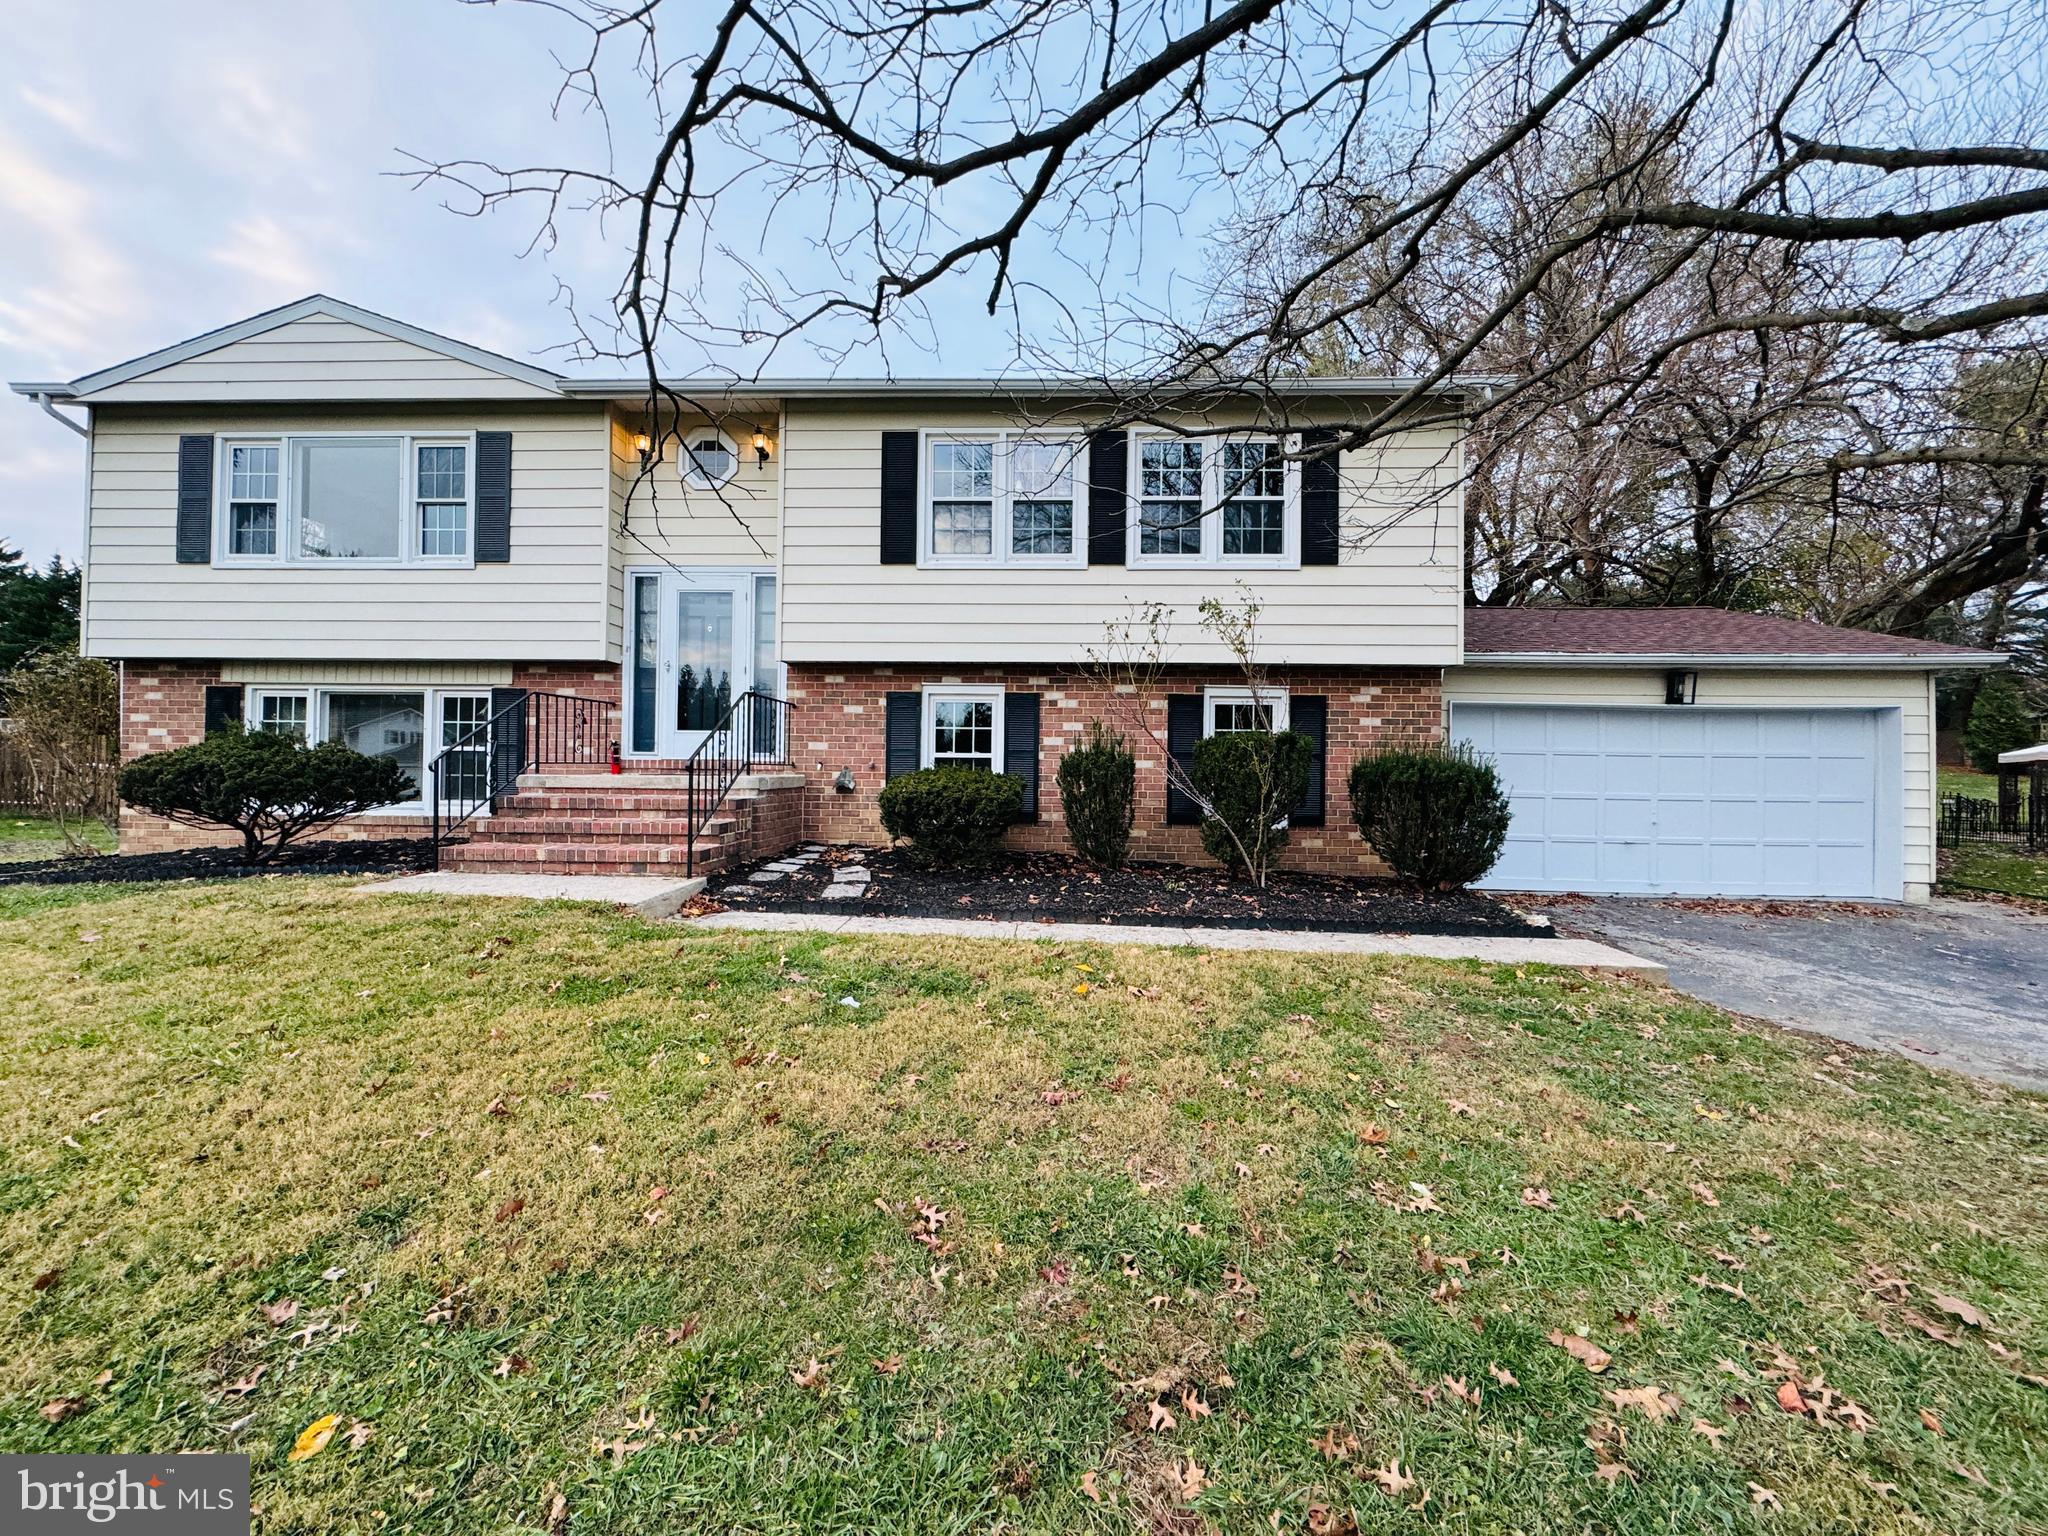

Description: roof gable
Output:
[62,295,564,402]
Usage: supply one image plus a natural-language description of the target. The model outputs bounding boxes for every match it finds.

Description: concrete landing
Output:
[684,909,1666,978]
[355,871,706,917]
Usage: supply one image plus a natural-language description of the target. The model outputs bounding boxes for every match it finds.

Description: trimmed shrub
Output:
[118,728,414,865]
[1189,728,1311,881]
[876,766,1024,867]
[1348,743,1511,890]
[1056,723,1137,867]
[1965,673,2038,773]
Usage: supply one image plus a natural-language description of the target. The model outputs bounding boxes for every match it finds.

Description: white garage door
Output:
[1452,705,1888,899]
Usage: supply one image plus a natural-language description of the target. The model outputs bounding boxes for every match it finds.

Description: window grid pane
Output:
[1140,439,1203,555]
[419,503,468,558]
[930,441,995,557]
[229,444,278,499]
[257,694,307,740]
[931,699,996,769]
[1220,440,1285,556]
[1010,500,1072,555]
[687,438,735,484]
[231,504,277,556]
[415,445,467,500]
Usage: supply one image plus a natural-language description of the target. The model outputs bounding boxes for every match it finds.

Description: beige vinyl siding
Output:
[777,400,1463,666]
[603,413,781,657]
[1442,665,1938,897]
[84,403,611,661]
[220,660,515,687]
[79,318,558,403]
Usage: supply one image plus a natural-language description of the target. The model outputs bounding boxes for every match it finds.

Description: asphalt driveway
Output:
[1541,894,2048,1091]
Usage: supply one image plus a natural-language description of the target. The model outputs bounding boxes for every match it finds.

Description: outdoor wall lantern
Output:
[632,431,652,463]
[1664,669,1698,705]
[752,426,774,465]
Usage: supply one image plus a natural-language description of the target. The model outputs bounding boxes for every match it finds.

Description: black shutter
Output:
[488,687,526,801]
[884,691,921,779]
[1087,429,1127,566]
[1301,428,1340,566]
[176,435,214,564]
[1165,693,1202,825]
[1291,694,1328,826]
[880,431,919,565]
[1004,692,1041,822]
[475,431,513,563]
[202,685,243,735]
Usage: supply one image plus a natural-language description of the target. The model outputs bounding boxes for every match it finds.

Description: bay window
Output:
[216,433,474,566]
[1130,432,1300,568]
[922,433,1085,566]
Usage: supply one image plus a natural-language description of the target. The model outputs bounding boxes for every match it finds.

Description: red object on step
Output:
[609,742,622,774]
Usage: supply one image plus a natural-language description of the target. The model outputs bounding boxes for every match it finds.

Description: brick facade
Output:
[785,662,1444,874]
[115,657,1446,874]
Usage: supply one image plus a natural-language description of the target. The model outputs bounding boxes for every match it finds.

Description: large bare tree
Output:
[417,0,2048,674]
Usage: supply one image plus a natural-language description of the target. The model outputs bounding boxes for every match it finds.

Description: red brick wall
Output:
[785,663,1443,873]
[116,661,431,853]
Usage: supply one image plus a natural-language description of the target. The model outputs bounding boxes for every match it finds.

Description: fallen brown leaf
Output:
[1548,1330,1612,1373]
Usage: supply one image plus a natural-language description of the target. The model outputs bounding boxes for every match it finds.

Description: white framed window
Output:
[214,432,476,569]
[921,685,1005,772]
[251,688,309,741]
[920,432,1087,568]
[238,685,492,810]
[1129,431,1301,569]
[681,430,739,489]
[1204,685,1289,736]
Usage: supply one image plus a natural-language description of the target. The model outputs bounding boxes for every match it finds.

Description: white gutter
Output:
[1463,650,2009,670]
[23,388,88,438]
[555,374,1505,401]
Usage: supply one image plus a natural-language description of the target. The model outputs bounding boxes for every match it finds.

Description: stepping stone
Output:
[764,859,806,872]
[821,883,863,901]
[837,867,871,884]
[748,870,785,883]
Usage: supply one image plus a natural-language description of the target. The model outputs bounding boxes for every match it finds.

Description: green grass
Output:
[1939,766,1999,801]
[0,813,114,863]
[1,879,2045,1534]
[1941,845,2048,902]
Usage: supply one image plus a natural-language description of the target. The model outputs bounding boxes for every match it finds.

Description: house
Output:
[11,296,2006,901]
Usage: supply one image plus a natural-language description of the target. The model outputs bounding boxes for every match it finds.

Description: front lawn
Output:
[1941,845,2048,903]
[2,880,2043,1534]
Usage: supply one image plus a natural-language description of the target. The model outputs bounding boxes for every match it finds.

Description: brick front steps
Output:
[439,770,805,878]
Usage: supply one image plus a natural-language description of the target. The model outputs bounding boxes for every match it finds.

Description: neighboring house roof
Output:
[8,295,1498,404]
[1463,607,2007,669]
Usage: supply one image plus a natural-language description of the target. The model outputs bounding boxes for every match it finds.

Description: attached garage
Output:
[1446,609,2007,902]
[1452,702,1896,898]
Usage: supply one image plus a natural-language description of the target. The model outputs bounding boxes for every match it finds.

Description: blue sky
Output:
[0,0,1160,563]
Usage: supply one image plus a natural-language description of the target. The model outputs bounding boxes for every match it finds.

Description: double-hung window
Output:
[922,433,1085,567]
[216,433,475,567]
[921,686,1005,772]
[1131,432,1300,568]
[1204,685,1289,736]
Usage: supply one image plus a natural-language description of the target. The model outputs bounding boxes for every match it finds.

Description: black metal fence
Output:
[1940,763,2047,852]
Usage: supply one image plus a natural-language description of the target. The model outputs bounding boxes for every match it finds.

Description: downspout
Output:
[30,390,89,438]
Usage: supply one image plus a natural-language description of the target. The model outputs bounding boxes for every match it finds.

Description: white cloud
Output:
[0,127,138,365]
[16,85,126,157]
[208,213,323,297]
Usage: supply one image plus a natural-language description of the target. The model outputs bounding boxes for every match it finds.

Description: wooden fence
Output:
[0,727,120,820]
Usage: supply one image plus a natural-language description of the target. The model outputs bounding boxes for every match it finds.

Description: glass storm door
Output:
[627,569,775,758]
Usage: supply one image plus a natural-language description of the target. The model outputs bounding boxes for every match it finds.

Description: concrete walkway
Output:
[356,871,706,917]
[684,909,1666,976]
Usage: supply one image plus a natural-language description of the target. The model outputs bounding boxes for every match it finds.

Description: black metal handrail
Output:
[684,690,792,875]
[428,690,619,865]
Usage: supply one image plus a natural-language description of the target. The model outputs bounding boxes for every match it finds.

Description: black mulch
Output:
[0,838,439,888]
[716,847,1550,937]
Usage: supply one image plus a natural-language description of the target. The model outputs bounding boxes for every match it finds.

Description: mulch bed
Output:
[0,838,439,888]
[715,847,1551,937]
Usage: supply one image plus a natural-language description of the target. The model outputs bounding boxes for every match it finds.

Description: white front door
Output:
[1451,704,1895,899]
[626,567,778,758]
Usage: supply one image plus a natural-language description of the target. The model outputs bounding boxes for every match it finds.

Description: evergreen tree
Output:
[1964,674,2040,772]
[0,543,82,674]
